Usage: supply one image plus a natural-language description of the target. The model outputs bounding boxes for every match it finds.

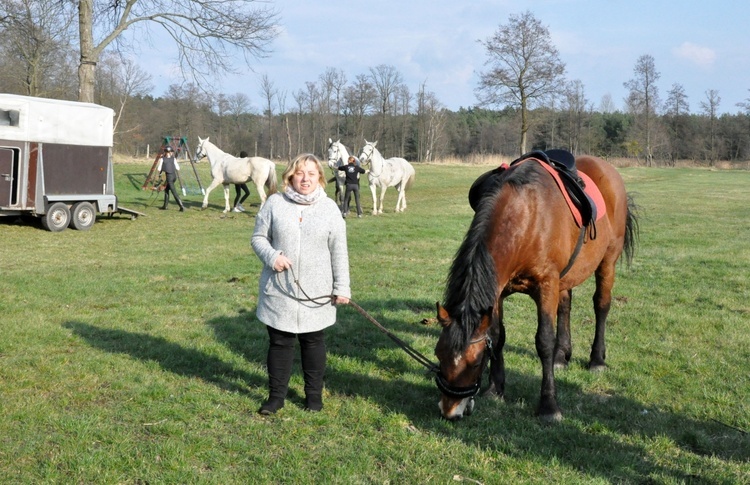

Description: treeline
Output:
[111,85,750,167]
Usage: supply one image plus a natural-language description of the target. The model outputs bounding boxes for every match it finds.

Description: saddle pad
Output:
[536,160,606,227]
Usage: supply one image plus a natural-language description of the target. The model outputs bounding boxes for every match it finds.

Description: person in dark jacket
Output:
[156,146,185,211]
[234,150,251,212]
[337,156,366,218]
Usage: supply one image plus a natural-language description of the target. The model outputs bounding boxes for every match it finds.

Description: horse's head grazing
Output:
[358,139,377,166]
[434,302,494,421]
[195,137,209,161]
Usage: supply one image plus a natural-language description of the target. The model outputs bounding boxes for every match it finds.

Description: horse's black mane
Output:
[442,162,541,352]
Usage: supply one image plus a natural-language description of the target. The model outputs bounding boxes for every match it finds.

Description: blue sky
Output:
[146,1,750,115]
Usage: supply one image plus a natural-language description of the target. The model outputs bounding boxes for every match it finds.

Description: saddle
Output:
[468,149,598,229]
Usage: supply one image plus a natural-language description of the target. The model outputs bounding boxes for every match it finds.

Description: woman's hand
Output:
[333,295,350,305]
[273,254,292,272]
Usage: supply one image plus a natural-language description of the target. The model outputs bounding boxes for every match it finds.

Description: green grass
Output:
[1,162,748,483]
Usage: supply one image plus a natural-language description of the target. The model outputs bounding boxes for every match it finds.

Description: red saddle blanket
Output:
[535,159,606,228]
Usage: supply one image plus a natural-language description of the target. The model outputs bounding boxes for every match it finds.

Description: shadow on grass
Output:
[63,321,265,396]
[206,297,748,483]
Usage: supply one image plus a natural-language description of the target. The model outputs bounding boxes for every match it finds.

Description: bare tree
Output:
[319,67,347,139]
[0,0,77,97]
[476,10,566,155]
[664,83,689,116]
[416,82,447,162]
[599,94,617,114]
[343,74,376,145]
[259,74,277,158]
[369,64,403,143]
[624,54,661,166]
[76,0,279,103]
[700,89,721,164]
[562,79,588,154]
[96,53,153,133]
[663,83,690,164]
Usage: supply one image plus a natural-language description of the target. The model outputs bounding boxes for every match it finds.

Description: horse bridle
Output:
[359,145,381,177]
[195,140,207,160]
[328,142,346,168]
[435,333,494,399]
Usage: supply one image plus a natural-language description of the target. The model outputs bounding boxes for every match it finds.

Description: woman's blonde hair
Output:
[282,153,327,190]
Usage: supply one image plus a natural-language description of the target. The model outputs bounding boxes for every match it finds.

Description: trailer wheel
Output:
[71,202,96,231]
[44,202,71,232]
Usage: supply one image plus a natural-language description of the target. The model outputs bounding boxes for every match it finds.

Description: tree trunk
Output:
[78,0,97,103]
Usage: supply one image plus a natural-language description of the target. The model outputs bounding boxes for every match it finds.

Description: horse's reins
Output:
[277,266,439,374]
[277,267,497,399]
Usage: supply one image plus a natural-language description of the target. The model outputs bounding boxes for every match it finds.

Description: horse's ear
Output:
[436,302,451,327]
[372,140,378,147]
[328,138,332,144]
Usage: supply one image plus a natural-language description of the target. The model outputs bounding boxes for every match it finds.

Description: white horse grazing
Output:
[358,140,415,215]
[195,137,277,212]
[327,138,354,206]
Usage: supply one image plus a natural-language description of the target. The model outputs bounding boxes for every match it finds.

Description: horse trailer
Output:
[0,94,141,231]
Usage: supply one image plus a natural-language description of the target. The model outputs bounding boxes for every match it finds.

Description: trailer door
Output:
[0,148,15,206]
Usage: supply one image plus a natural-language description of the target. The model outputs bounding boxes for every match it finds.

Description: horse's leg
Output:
[254,179,266,207]
[394,185,403,212]
[222,184,231,213]
[534,282,563,422]
[202,178,224,210]
[378,186,387,214]
[337,178,344,208]
[484,301,506,400]
[589,260,616,371]
[370,184,378,216]
[554,289,573,370]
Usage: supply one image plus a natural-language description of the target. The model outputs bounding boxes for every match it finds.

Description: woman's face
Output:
[291,160,320,195]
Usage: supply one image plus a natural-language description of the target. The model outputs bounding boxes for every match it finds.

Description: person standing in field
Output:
[156,146,185,211]
[233,150,251,212]
[251,153,351,414]
[337,156,366,218]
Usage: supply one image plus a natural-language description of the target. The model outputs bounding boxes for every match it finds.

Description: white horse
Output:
[195,137,278,212]
[358,140,415,215]
[327,138,353,206]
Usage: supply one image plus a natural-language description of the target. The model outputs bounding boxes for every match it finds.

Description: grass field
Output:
[1,160,748,483]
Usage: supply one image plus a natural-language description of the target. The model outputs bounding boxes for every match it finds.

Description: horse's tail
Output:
[405,169,416,190]
[622,193,640,267]
[266,161,278,195]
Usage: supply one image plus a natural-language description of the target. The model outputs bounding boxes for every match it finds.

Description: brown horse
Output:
[434,152,638,422]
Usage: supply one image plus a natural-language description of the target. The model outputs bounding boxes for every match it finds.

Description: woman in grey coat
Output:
[251,153,351,414]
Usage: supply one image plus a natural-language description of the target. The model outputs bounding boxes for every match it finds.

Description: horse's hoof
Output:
[539,411,563,424]
[554,362,569,371]
[588,363,607,372]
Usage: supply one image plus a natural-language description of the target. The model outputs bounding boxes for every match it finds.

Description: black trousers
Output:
[234,183,249,207]
[163,172,183,207]
[265,326,326,400]
[342,183,362,215]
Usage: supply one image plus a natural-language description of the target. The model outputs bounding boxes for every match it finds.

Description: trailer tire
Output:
[44,202,71,232]
[71,202,96,231]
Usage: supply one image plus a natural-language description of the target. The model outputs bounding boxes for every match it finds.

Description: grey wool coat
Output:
[251,192,351,334]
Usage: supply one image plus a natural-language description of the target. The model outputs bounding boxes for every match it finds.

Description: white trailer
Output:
[0,94,141,231]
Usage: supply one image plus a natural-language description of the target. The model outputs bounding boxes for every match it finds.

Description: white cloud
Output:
[673,42,716,68]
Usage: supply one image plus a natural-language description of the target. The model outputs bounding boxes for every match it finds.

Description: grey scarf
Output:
[284,186,325,205]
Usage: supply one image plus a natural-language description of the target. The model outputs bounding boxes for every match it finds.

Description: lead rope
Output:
[278,266,439,374]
